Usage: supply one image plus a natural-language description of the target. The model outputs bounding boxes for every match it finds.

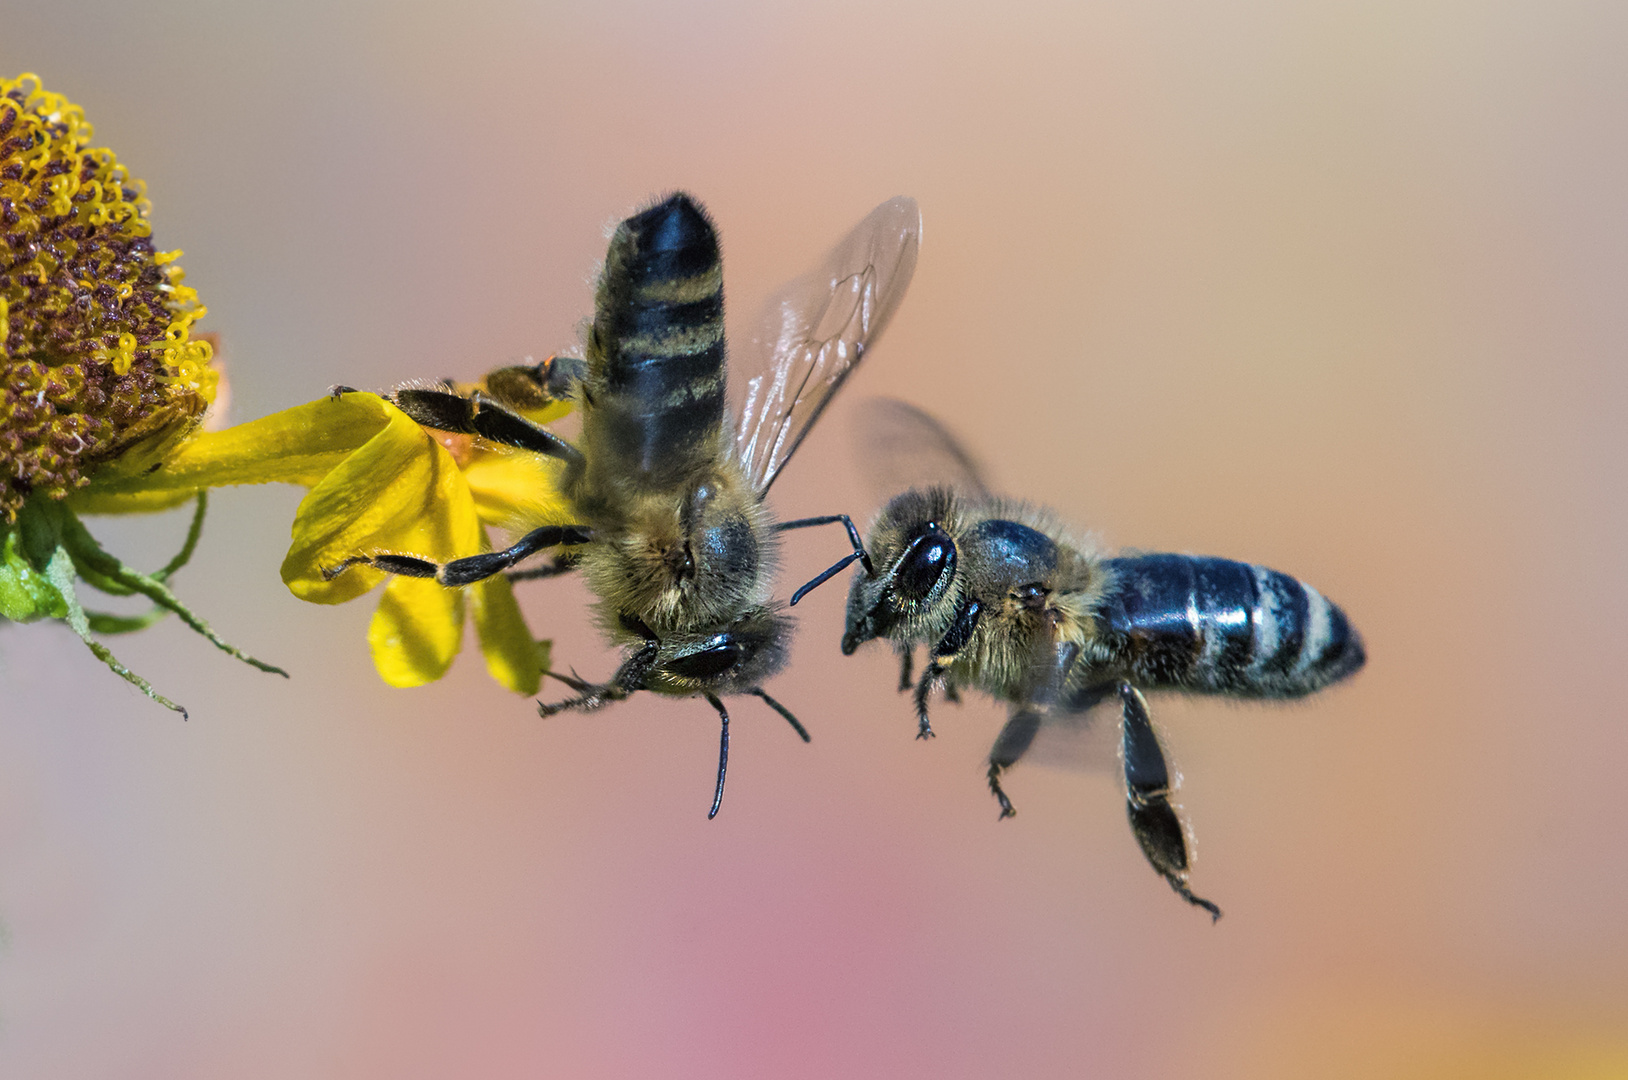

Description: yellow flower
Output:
[0,73,216,517]
[2,73,574,706]
[1,73,280,716]
[86,381,578,695]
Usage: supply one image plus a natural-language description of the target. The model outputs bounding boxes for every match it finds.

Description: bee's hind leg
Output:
[1118,682,1221,922]
[388,386,585,465]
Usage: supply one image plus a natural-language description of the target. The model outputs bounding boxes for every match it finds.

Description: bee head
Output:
[842,489,964,655]
[650,606,793,695]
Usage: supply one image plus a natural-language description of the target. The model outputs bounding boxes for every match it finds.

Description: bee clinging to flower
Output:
[329,192,922,815]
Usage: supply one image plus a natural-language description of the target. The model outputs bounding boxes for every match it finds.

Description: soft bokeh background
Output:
[4,1,1627,1076]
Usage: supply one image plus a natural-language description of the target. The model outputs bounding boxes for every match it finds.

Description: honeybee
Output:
[831,400,1365,918]
[330,193,921,816]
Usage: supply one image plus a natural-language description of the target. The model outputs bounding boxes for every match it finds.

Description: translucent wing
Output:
[1003,635,1120,775]
[851,397,993,510]
[735,196,922,494]
[1025,688,1123,775]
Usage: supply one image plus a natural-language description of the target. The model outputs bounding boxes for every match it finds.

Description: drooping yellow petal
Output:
[77,393,396,511]
[461,447,575,531]
[68,487,201,516]
[368,575,466,687]
[282,401,482,605]
[470,572,545,695]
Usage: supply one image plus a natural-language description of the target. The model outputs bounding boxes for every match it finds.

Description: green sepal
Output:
[0,502,69,622]
[41,538,188,718]
[86,608,173,634]
[4,492,285,716]
[54,504,288,677]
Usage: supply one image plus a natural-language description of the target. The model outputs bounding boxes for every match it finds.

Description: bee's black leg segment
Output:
[390,387,585,465]
[321,553,439,581]
[912,660,942,739]
[896,647,914,693]
[705,692,730,819]
[933,598,983,659]
[944,679,961,704]
[537,631,658,716]
[327,526,592,587]
[440,525,594,586]
[988,707,1043,819]
[912,597,982,737]
[1119,681,1221,922]
[749,688,811,743]
[543,668,593,692]
[328,384,359,399]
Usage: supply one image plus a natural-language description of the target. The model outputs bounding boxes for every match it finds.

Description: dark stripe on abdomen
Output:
[591,193,728,485]
[1097,554,1364,697]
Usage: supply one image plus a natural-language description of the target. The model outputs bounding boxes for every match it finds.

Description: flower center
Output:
[0,74,218,520]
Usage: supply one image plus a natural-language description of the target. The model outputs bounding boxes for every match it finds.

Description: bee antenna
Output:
[778,514,874,606]
[790,551,869,606]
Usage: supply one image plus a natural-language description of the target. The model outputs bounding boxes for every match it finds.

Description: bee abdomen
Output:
[1097,554,1364,697]
[592,193,728,486]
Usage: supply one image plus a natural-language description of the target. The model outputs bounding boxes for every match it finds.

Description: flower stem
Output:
[52,501,288,677]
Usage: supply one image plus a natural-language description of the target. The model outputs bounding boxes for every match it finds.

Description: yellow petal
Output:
[282,404,482,605]
[461,447,575,531]
[368,575,465,687]
[68,487,202,515]
[470,572,545,695]
[79,392,395,501]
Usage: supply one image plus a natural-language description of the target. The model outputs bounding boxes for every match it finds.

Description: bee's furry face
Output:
[843,487,968,655]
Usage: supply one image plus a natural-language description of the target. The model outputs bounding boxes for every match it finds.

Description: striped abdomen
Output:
[1093,554,1364,698]
[589,193,727,489]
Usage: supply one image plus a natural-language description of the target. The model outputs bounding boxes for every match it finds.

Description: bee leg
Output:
[748,688,811,743]
[944,678,961,704]
[896,647,914,693]
[438,525,594,586]
[781,514,874,606]
[704,693,731,819]
[1119,682,1221,922]
[324,525,593,586]
[390,387,585,466]
[912,598,983,738]
[912,661,942,739]
[538,626,660,715]
[987,707,1043,820]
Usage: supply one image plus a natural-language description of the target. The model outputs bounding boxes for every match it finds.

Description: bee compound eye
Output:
[665,637,745,681]
[895,527,955,602]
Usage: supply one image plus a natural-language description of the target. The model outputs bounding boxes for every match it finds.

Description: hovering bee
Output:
[829,400,1365,918]
[329,193,922,816]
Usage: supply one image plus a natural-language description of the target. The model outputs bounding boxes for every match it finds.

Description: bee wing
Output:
[852,397,993,509]
[1014,636,1122,774]
[1024,690,1124,775]
[735,196,922,494]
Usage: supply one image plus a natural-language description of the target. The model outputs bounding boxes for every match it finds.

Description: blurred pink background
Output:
[4,1,1628,1076]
